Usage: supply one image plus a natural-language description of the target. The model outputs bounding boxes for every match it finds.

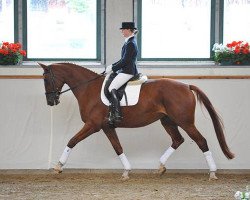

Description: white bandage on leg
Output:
[160,146,175,165]
[119,153,131,171]
[204,151,217,172]
[59,146,72,166]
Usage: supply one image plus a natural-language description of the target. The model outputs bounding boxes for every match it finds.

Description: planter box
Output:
[218,61,250,66]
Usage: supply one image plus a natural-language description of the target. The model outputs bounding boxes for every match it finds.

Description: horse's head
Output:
[39,63,64,106]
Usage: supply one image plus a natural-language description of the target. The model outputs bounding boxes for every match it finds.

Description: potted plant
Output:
[0,42,26,65]
[212,41,250,65]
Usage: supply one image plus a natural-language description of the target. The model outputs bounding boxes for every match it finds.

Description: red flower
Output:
[2,42,9,46]
[0,41,26,55]
[0,49,9,55]
[20,50,26,56]
[227,41,243,48]
[242,48,249,54]
[243,43,249,48]
[234,47,241,54]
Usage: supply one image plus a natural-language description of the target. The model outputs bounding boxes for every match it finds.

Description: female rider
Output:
[105,22,139,125]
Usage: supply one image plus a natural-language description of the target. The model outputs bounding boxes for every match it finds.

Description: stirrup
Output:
[108,111,122,127]
[109,112,122,122]
[112,113,122,123]
[108,116,116,128]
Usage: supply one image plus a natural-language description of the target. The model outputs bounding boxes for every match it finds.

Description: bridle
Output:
[43,65,61,105]
[43,65,104,105]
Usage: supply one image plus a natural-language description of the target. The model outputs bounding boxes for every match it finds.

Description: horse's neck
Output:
[59,64,97,87]
[57,63,99,96]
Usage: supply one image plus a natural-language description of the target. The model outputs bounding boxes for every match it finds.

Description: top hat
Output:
[120,22,137,30]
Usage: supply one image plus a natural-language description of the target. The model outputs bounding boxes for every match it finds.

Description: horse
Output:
[39,62,234,180]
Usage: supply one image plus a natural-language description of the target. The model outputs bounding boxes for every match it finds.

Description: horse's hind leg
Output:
[102,126,131,180]
[181,123,218,180]
[158,116,184,175]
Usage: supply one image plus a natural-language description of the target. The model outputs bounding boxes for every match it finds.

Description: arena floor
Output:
[0,170,249,200]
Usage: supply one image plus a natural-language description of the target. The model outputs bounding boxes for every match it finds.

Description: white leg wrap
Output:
[119,153,131,171]
[59,146,72,166]
[160,147,175,165]
[204,151,217,172]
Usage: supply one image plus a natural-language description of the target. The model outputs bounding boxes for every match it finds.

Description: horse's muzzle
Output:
[45,92,60,106]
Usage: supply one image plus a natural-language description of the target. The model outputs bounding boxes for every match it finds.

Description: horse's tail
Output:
[189,85,235,159]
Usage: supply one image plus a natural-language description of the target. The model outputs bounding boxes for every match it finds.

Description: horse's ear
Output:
[38,62,48,70]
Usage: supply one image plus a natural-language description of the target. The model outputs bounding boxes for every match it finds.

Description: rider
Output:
[105,22,139,125]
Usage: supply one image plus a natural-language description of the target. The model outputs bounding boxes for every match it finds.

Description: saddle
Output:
[103,73,147,106]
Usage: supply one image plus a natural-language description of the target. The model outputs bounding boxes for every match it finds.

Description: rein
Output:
[60,75,104,95]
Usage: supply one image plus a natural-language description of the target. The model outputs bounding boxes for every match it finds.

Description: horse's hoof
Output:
[53,163,63,174]
[121,175,130,181]
[158,164,166,176]
[54,167,63,174]
[121,170,130,181]
[209,172,218,180]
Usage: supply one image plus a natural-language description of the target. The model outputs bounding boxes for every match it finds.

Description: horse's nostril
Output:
[47,99,54,106]
[55,99,60,105]
[48,102,54,106]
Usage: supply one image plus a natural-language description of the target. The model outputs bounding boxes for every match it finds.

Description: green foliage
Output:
[0,54,21,65]
[213,51,250,64]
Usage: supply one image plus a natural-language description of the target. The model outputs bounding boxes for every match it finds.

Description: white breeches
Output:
[108,73,133,92]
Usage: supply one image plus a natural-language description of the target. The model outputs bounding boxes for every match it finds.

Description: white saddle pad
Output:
[101,74,148,106]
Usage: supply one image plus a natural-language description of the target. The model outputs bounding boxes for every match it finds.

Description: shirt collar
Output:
[125,34,134,43]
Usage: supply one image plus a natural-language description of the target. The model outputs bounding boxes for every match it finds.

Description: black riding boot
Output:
[108,89,122,125]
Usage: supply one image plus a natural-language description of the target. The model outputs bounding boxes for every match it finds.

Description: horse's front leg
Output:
[102,125,131,180]
[54,122,99,173]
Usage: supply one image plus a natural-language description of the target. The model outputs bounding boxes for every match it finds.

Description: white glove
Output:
[105,65,113,73]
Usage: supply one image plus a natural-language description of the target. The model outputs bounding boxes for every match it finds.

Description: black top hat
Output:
[120,22,137,30]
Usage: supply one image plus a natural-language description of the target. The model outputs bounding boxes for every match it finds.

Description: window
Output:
[223,1,250,44]
[0,0,15,42]
[24,0,99,60]
[138,0,213,60]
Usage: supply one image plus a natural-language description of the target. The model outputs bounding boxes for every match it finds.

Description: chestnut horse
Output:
[39,62,234,180]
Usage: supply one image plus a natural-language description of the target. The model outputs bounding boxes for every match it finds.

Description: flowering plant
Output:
[212,41,250,65]
[0,42,26,65]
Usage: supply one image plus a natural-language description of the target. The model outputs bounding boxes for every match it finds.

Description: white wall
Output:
[0,76,249,170]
